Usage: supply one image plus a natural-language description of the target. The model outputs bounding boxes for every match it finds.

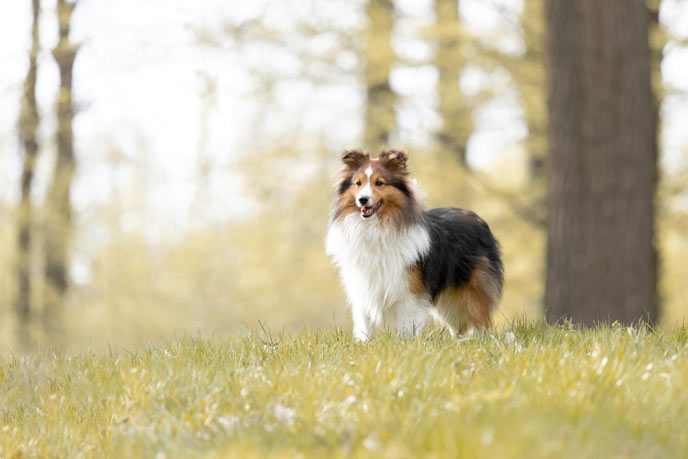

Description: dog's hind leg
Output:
[464,256,502,330]
[433,258,500,334]
[432,289,469,336]
[457,257,500,331]
[459,286,492,331]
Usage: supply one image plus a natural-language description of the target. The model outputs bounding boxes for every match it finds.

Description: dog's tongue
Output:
[361,206,374,217]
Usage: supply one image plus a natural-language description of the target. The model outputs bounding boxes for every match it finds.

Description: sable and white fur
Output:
[326,149,503,341]
[326,214,432,340]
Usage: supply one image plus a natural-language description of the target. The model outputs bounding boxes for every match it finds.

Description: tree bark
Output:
[544,0,657,325]
[44,0,78,336]
[15,0,41,346]
[363,0,396,152]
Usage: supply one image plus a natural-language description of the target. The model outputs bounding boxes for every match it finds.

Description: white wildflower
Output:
[363,433,381,451]
[273,404,297,425]
[481,427,494,445]
[217,416,240,431]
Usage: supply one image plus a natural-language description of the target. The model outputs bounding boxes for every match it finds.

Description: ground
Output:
[1,321,688,458]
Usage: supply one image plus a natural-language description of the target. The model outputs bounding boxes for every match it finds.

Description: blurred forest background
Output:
[1,0,688,352]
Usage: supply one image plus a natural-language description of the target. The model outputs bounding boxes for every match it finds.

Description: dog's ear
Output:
[379,149,408,172]
[341,149,369,170]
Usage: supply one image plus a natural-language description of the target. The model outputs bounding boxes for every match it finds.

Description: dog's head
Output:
[332,149,421,225]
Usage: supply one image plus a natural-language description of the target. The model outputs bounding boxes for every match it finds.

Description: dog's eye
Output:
[355,180,361,186]
[375,180,384,187]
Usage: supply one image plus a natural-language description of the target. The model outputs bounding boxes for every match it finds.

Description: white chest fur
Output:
[326,214,431,330]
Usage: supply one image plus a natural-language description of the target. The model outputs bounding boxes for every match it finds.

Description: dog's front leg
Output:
[395,300,429,338]
[352,304,372,342]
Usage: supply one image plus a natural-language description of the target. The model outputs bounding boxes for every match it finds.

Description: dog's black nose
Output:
[358,196,369,206]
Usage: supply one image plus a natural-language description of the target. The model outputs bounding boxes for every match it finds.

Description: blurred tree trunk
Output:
[15,0,41,346]
[519,0,547,185]
[544,0,657,325]
[434,0,472,166]
[44,0,78,336]
[363,0,396,152]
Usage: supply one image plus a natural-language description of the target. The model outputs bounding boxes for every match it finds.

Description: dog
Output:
[326,148,503,341]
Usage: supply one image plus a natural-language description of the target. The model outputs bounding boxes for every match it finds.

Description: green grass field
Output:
[2,321,688,458]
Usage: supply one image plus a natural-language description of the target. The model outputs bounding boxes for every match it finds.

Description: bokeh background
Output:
[1,0,687,352]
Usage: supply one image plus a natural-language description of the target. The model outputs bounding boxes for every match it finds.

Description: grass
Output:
[2,321,688,458]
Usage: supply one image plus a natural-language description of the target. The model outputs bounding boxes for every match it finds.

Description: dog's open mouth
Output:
[361,201,382,218]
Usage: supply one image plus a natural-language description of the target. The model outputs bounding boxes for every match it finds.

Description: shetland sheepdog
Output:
[326,149,503,341]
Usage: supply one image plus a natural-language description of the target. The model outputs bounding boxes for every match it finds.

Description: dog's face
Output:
[333,149,420,225]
